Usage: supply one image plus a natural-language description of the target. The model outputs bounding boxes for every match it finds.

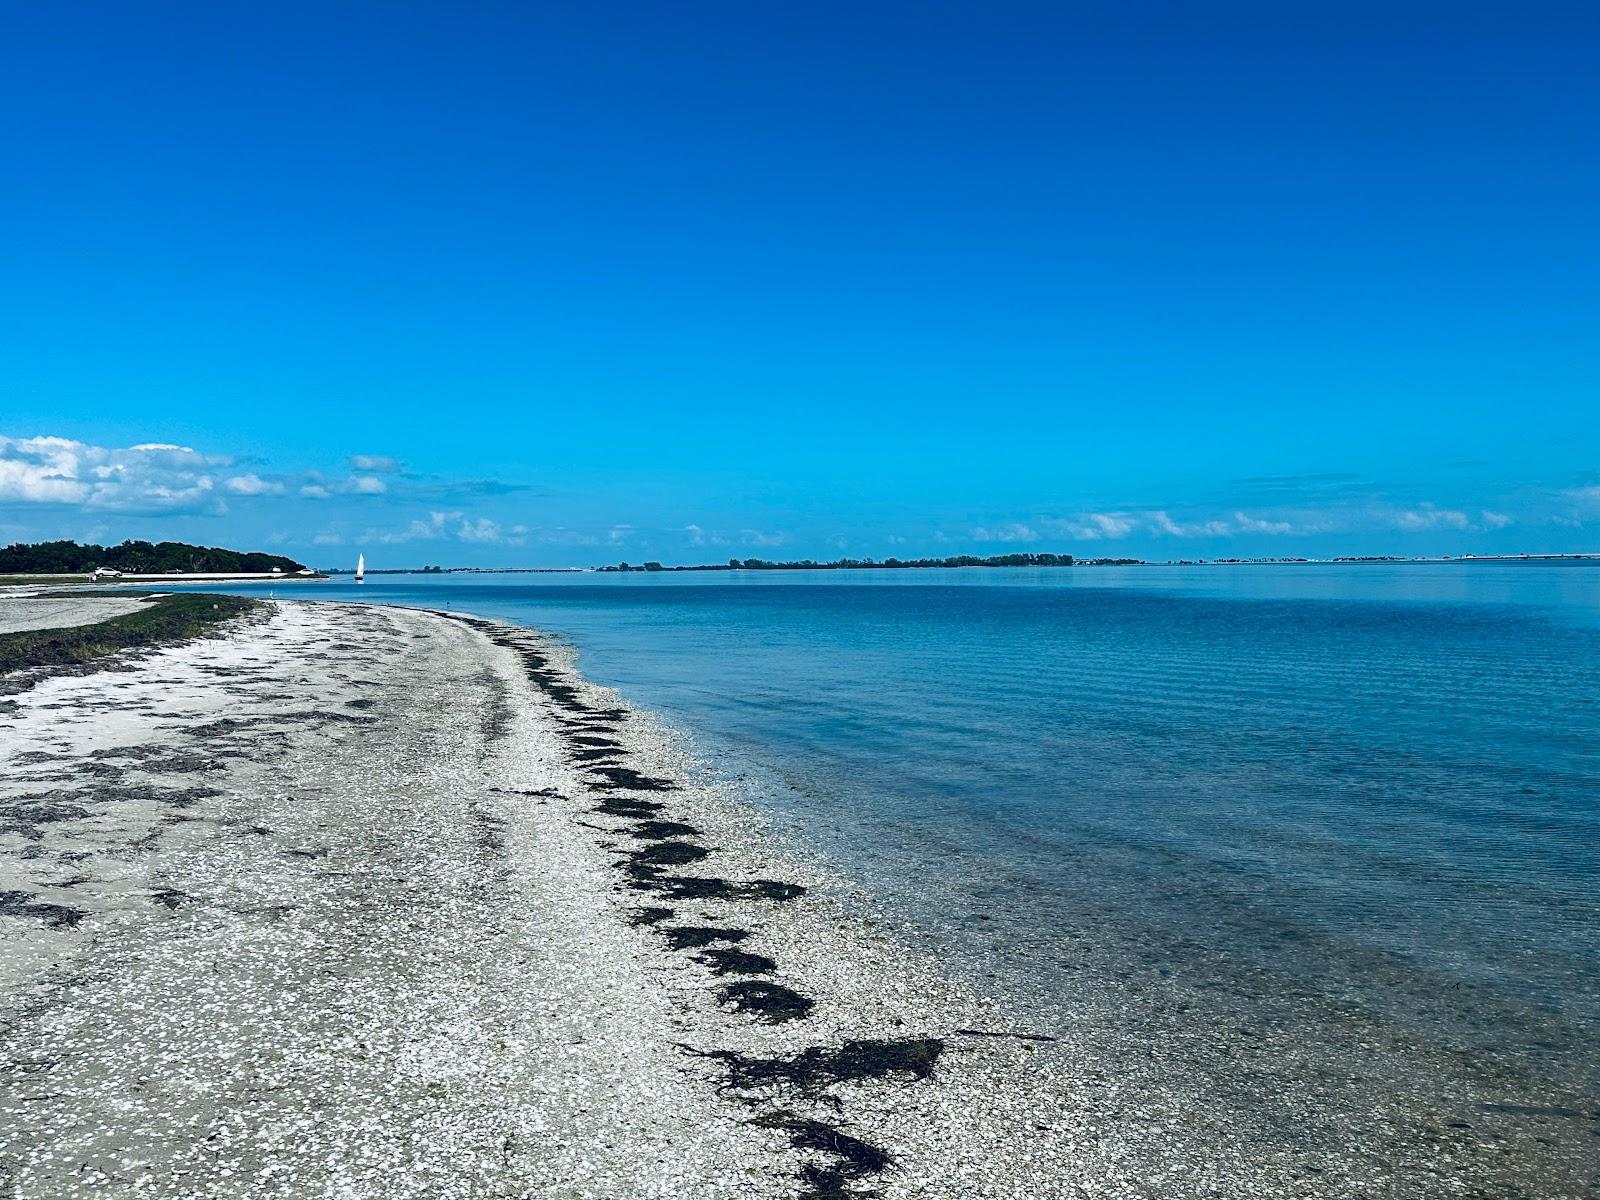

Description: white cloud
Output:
[532,528,603,546]
[1147,511,1184,537]
[1393,505,1470,532]
[311,531,345,546]
[224,473,285,496]
[0,436,84,503]
[377,511,460,544]
[1087,512,1135,538]
[685,523,728,547]
[367,510,527,546]
[348,455,401,473]
[0,435,228,512]
[1481,510,1513,530]
[347,475,387,495]
[300,484,331,499]
[739,529,790,548]
[1146,511,1229,538]
[458,517,503,543]
[608,524,634,544]
[1562,486,1600,516]
[1233,511,1294,535]
[971,523,1040,543]
[1041,512,1137,541]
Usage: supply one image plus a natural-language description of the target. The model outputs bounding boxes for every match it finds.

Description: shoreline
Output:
[3,595,1596,1198]
[0,597,1073,1199]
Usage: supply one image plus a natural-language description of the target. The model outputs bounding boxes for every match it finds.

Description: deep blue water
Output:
[210,564,1600,1103]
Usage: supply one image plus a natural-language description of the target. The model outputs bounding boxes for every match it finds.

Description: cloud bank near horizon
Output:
[2,431,1597,564]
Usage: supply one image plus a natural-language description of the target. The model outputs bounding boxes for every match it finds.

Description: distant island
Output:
[596,553,1144,572]
[0,539,309,576]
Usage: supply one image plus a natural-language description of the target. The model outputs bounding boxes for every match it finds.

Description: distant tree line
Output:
[597,552,1146,573]
[0,539,307,575]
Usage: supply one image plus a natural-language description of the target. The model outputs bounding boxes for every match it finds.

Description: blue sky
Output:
[3,1,1597,566]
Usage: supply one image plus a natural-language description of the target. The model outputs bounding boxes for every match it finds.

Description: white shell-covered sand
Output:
[0,600,1092,1199]
[0,594,153,634]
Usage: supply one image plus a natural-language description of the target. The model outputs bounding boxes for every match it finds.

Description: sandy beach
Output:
[0,598,1088,1199]
[0,594,154,635]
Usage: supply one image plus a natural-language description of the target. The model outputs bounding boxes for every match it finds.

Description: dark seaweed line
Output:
[458,614,944,1199]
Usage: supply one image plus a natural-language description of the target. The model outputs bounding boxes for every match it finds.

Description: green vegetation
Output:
[0,594,263,674]
[598,552,1145,572]
[0,539,306,576]
[0,575,99,588]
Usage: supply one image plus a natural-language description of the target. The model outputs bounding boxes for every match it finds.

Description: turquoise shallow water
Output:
[208,564,1600,1136]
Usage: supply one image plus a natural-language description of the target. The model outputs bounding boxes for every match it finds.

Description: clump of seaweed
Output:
[595,797,664,818]
[697,947,777,976]
[149,887,188,911]
[720,981,815,1023]
[624,870,807,903]
[589,765,678,791]
[628,906,675,926]
[661,925,749,950]
[630,841,710,867]
[0,890,84,928]
[1,798,91,838]
[626,819,701,840]
[687,1037,944,1093]
[744,879,806,901]
[755,1112,893,1199]
[633,873,735,900]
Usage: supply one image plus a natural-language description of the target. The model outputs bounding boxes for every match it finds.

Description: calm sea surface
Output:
[206,563,1600,1170]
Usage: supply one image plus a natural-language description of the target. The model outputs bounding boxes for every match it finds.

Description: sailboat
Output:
[355,553,365,584]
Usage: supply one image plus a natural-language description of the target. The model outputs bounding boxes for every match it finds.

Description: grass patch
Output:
[0,593,262,674]
[0,575,103,588]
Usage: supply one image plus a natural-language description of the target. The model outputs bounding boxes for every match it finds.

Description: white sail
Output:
[355,553,365,583]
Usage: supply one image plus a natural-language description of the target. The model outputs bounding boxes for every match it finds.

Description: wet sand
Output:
[0,599,1078,1199]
